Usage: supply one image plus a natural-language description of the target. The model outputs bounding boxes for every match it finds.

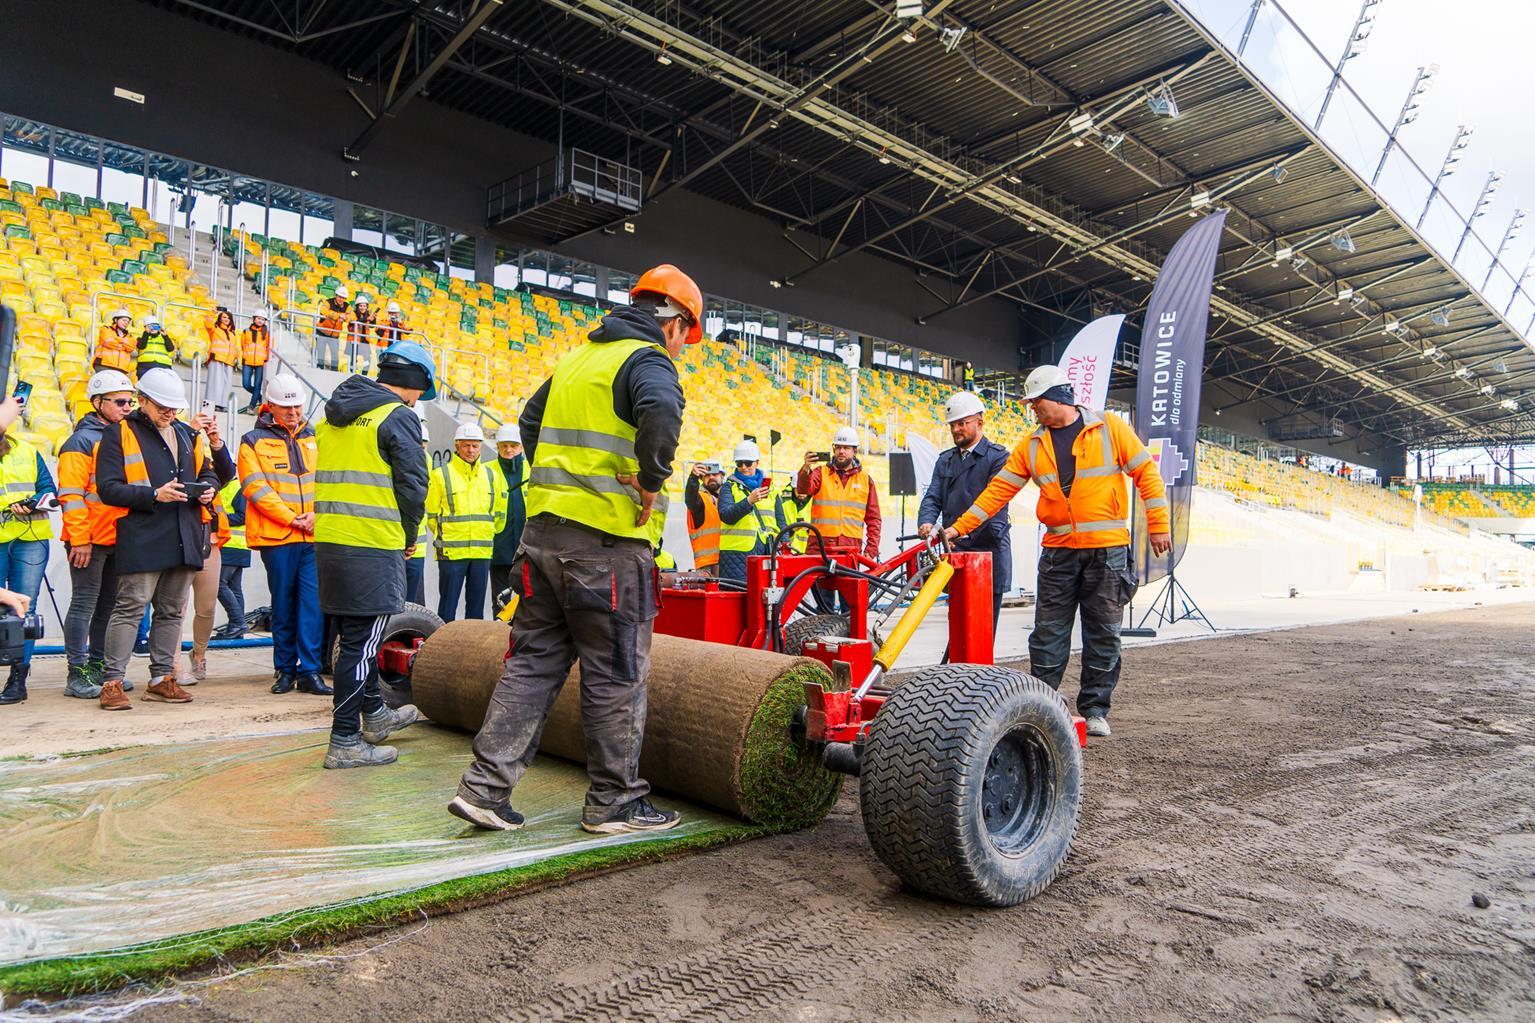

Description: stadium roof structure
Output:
[150,0,1535,449]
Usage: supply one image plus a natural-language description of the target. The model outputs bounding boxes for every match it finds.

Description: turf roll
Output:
[412,621,843,829]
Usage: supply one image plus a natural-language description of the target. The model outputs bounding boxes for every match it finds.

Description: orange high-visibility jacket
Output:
[106,421,213,533]
[204,319,239,365]
[316,298,350,338]
[240,325,271,366]
[237,413,318,547]
[688,490,721,569]
[93,326,137,373]
[375,317,409,346]
[952,406,1169,549]
[56,414,116,546]
[346,309,376,344]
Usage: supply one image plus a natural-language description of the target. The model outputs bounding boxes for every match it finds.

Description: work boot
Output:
[270,672,295,694]
[0,664,28,704]
[581,797,682,835]
[322,737,397,769]
[99,680,131,711]
[1085,716,1111,738]
[143,675,193,703]
[362,704,418,744]
[63,664,102,700]
[448,795,524,831]
[296,672,333,696]
[186,653,207,684]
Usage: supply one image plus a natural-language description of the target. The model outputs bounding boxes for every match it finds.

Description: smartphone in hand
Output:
[13,379,32,410]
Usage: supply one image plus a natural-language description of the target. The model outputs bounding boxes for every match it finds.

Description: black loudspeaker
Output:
[888,451,917,496]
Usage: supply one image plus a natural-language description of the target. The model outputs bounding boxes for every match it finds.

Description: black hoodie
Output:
[518,305,685,496]
[314,374,430,616]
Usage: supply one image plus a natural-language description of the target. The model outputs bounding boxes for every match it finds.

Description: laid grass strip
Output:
[738,663,844,828]
[0,824,773,1000]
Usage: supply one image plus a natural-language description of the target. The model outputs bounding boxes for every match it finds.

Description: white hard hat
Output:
[387,300,402,314]
[356,294,372,305]
[145,318,162,329]
[87,368,134,398]
[454,421,485,443]
[833,425,860,448]
[264,373,304,408]
[494,423,521,445]
[1022,364,1071,400]
[110,308,131,321]
[136,367,188,410]
[252,311,268,321]
[732,439,761,463]
[334,285,350,299]
[944,390,986,423]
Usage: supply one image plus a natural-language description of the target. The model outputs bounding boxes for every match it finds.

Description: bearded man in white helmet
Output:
[796,424,881,562]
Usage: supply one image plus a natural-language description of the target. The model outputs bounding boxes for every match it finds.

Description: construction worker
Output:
[774,478,811,554]
[426,421,506,621]
[683,459,724,574]
[918,391,1012,637]
[406,404,430,607]
[180,410,239,683]
[315,285,350,371]
[490,423,526,603]
[942,365,1170,738]
[376,300,410,345]
[451,263,694,835]
[94,368,219,711]
[0,403,57,705]
[313,341,434,768]
[239,373,327,696]
[797,426,881,561]
[134,319,176,378]
[93,309,137,375]
[56,369,136,700]
[717,439,773,581]
[347,294,377,374]
[239,312,272,413]
[203,309,239,412]
[214,475,249,639]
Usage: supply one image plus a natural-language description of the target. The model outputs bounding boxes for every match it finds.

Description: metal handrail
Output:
[233,222,247,317]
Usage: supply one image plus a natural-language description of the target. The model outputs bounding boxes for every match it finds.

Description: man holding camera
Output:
[95,368,219,710]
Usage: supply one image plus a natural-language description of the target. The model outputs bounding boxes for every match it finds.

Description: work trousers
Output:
[405,556,425,607]
[0,539,47,664]
[184,545,222,663]
[1029,545,1137,719]
[104,568,196,683]
[218,562,245,629]
[437,557,489,622]
[330,613,389,740]
[65,544,117,667]
[345,338,372,375]
[261,543,323,674]
[458,516,657,822]
[314,332,341,372]
[241,364,265,408]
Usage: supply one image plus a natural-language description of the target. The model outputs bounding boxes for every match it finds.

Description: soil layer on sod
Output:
[0,726,752,989]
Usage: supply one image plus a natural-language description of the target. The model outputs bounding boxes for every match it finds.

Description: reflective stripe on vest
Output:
[810,467,870,541]
[524,337,670,544]
[1025,411,1135,544]
[434,459,500,559]
[688,489,721,568]
[313,401,408,549]
[720,479,773,554]
[138,334,173,365]
[219,478,248,551]
[776,488,811,553]
[0,438,51,542]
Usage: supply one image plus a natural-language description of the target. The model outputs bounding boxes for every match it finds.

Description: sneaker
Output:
[581,797,682,835]
[63,665,103,700]
[120,676,135,692]
[322,738,397,769]
[99,679,131,711]
[1085,715,1111,738]
[188,654,207,682]
[296,672,333,696]
[143,676,193,703]
[270,672,295,695]
[132,636,150,657]
[362,704,418,744]
[448,795,525,831]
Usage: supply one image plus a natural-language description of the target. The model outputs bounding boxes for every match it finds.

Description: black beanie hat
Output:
[377,360,431,393]
[1039,383,1076,405]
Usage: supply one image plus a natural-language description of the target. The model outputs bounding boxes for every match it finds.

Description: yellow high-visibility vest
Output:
[314,401,411,549]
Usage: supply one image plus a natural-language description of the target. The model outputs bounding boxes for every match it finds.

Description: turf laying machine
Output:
[399,526,1084,907]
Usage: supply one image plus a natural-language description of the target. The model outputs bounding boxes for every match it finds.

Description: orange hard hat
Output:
[631,264,703,344]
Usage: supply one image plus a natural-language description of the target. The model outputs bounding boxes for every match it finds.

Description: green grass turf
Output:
[0,823,773,999]
[737,664,844,827]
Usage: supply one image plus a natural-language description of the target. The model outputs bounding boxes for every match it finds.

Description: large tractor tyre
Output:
[329,603,444,709]
[859,664,1082,907]
[783,613,850,655]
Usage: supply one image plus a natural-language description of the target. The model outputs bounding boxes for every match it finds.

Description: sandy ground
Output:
[21,600,1520,1022]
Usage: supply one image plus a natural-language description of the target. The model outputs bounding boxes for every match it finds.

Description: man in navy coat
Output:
[917,391,1012,636]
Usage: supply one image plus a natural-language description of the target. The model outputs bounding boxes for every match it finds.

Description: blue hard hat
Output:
[378,341,439,401]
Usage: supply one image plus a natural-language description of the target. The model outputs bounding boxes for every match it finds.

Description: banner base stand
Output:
[1134,570,1216,633]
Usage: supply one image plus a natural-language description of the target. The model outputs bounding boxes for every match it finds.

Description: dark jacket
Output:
[918,437,1012,593]
[314,375,430,617]
[492,454,526,565]
[520,305,685,495]
[96,411,220,574]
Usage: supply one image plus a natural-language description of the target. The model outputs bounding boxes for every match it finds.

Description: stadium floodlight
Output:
[878,147,891,165]
[1100,132,1125,154]
[1480,383,1496,397]
[1146,83,1179,118]
[1291,255,1310,271]
[1494,357,1510,375]
[655,43,672,66]
[1337,284,1354,302]
[1190,190,1211,208]
[1067,112,1095,135]
[1421,345,1438,360]
[1346,0,1383,60]
[940,26,967,53]
[1270,164,1289,184]
[1381,317,1400,335]
[1430,305,1452,326]
[895,0,923,18]
[1330,228,1356,254]
[1274,245,1294,261]
[1502,398,1520,412]
[1350,292,1368,309]
[900,28,917,43]
[1455,365,1474,380]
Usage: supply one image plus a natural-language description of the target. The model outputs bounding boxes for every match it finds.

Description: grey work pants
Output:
[103,568,197,683]
[64,544,117,668]
[458,516,658,823]
[1029,545,1137,719]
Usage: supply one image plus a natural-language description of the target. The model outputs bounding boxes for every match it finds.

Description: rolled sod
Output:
[412,621,843,828]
